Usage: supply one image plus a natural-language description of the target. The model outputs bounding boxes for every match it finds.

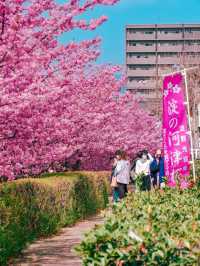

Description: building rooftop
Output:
[126,24,200,29]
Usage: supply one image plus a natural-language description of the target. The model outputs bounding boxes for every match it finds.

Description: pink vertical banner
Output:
[163,73,191,187]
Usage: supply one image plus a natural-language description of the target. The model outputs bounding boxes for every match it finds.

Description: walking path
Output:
[12,215,104,266]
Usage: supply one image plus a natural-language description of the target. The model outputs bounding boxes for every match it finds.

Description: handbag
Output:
[111,176,118,188]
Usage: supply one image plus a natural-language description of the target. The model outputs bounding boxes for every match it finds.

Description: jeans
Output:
[152,175,159,187]
[117,183,128,199]
[112,188,119,202]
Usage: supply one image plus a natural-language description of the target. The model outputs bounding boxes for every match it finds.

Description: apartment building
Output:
[126,24,200,112]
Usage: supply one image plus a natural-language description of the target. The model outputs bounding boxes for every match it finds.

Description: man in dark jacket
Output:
[150,149,165,188]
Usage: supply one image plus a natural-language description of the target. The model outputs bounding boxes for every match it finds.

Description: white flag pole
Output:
[183,69,196,182]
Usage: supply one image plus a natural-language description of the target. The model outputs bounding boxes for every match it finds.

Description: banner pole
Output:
[183,69,196,182]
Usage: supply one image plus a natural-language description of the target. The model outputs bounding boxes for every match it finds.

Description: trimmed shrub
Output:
[0,171,109,265]
[77,188,200,266]
[194,160,200,178]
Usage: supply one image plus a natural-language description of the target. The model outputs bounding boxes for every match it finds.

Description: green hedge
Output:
[194,160,200,178]
[77,187,200,266]
[0,171,109,265]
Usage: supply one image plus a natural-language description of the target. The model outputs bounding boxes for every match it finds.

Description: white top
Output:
[114,160,130,184]
[135,154,153,176]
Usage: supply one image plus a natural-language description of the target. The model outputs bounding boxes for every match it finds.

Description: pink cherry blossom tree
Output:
[0,0,161,180]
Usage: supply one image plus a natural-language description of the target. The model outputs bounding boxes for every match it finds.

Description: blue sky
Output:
[60,0,200,65]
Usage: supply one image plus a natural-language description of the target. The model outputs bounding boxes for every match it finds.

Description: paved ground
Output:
[12,215,104,266]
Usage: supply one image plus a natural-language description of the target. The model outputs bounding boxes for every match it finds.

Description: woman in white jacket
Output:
[135,150,153,191]
[114,150,130,199]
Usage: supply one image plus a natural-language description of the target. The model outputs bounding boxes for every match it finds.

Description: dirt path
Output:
[12,215,103,266]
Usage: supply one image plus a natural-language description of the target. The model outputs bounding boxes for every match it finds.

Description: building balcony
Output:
[184,32,200,40]
[127,69,156,77]
[158,66,174,76]
[127,87,158,98]
[183,45,200,52]
[157,56,181,65]
[127,56,156,64]
[157,45,183,52]
[183,55,200,65]
[127,45,156,53]
[127,80,157,89]
[126,32,156,40]
[132,93,160,100]
[157,33,183,40]
[139,93,159,99]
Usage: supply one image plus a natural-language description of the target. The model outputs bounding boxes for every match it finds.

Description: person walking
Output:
[110,156,119,202]
[150,149,165,188]
[113,150,130,200]
[135,150,153,191]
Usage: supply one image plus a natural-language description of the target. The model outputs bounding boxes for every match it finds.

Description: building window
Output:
[127,53,134,58]
[192,28,200,32]
[159,53,176,57]
[186,41,200,46]
[128,65,137,70]
[145,31,153,34]
[188,53,198,58]
[128,65,155,70]
[144,42,153,46]
[142,66,152,70]
[158,41,181,46]
[137,89,155,95]
[160,29,181,34]
[127,41,137,46]
[127,29,137,34]
[185,27,200,33]
[128,41,154,46]
[128,77,152,82]
[127,53,155,59]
